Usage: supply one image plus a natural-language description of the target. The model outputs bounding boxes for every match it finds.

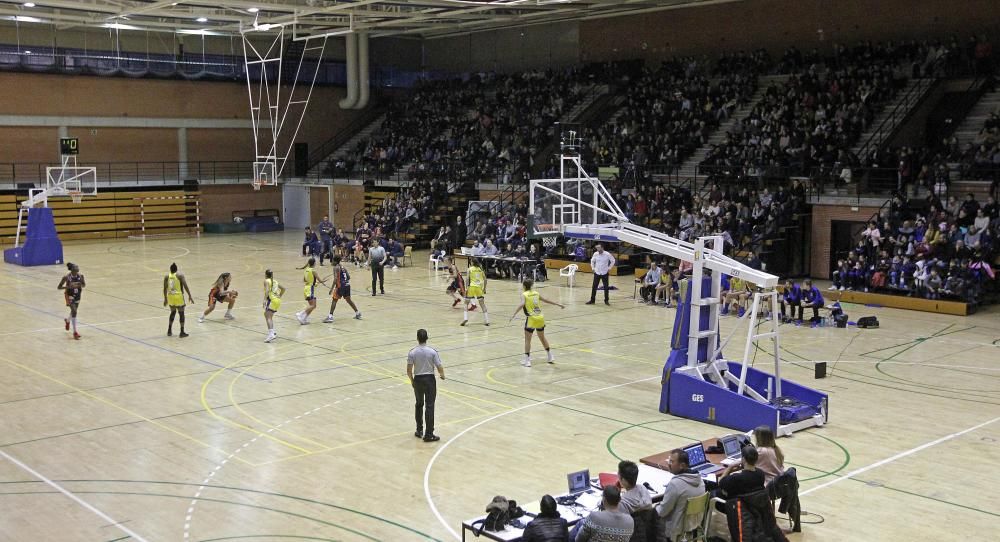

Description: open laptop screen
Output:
[567,469,590,494]
[722,435,742,457]
[683,443,708,467]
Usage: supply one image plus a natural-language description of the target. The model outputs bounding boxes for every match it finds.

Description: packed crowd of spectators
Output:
[834,190,998,303]
[327,65,634,184]
[580,51,766,177]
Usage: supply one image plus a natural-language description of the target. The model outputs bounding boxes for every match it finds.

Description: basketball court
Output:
[1,230,998,540]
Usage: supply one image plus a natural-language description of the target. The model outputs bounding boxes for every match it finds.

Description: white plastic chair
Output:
[429,252,442,270]
[559,264,578,287]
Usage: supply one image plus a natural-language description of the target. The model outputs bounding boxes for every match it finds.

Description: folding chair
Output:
[673,492,711,542]
[559,264,579,287]
[402,245,413,267]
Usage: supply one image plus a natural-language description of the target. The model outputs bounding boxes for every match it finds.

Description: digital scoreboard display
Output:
[60,137,79,155]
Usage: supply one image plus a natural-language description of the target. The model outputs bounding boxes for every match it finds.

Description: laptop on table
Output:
[719,434,744,466]
[567,469,591,495]
[682,442,723,475]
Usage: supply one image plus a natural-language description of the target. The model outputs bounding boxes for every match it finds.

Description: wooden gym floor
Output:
[1,231,998,541]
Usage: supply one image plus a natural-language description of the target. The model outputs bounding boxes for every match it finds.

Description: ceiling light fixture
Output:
[23,2,36,7]
[247,7,259,13]
[196,16,207,23]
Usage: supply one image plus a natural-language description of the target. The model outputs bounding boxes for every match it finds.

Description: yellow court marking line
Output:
[0,355,254,466]
[333,332,517,413]
[199,343,320,454]
[251,410,511,466]
[485,361,601,387]
[217,324,492,449]
[563,345,661,366]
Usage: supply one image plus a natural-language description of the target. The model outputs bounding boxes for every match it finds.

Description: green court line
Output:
[0,490,382,541]
[756,343,1000,405]
[0,480,441,541]
[605,420,851,484]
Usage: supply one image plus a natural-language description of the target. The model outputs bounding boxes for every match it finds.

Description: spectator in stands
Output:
[654,449,706,541]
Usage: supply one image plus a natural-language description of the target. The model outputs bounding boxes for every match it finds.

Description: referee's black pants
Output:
[590,273,610,302]
[413,375,437,436]
[371,263,385,294]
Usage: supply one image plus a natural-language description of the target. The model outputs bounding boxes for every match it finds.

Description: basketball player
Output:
[200,272,237,323]
[510,279,564,367]
[296,257,326,325]
[163,262,194,337]
[263,269,285,343]
[57,262,85,340]
[445,256,466,308]
[324,255,362,323]
[461,258,489,326]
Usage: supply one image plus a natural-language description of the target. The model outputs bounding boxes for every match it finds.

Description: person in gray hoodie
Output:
[654,449,706,542]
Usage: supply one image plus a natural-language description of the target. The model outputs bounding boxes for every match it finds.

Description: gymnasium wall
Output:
[810,203,881,280]
[332,185,365,231]
[580,0,1000,62]
[198,184,282,224]
[0,72,365,166]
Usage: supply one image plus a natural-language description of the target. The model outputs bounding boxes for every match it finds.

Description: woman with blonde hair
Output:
[752,425,786,484]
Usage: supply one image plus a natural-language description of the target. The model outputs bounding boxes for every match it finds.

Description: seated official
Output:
[654,449,706,542]
[482,239,499,256]
[617,460,652,514]
[522,494,569,542]
[752,426,786,485]
[571,485,635,542]
[302,227,321,257]
[714,445,765,511]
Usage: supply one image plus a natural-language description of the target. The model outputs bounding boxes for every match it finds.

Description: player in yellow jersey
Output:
[461,258,490,326]
[263,269,285,343]
[295,257,326,325]
[510,279,564,367]
[163,262,194,338]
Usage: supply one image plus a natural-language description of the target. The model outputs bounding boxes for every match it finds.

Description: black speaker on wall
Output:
[294,142,309,177]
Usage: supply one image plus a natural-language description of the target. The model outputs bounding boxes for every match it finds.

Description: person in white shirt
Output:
[639,262,661,303]
[482,239,498,256]
[471,240,484,256]
[587,244,616,305]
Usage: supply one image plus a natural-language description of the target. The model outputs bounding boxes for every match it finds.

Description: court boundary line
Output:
[0,449,151,542]
[801,414,1000,496]
[423,375,659,541]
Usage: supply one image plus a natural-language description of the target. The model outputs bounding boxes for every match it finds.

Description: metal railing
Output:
[0,161,254,187]
[855,77,938,159]
[307,104,388,171]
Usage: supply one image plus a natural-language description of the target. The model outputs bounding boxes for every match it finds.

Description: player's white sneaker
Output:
[547,351,555,363]
[323,315,334,323]
[265,331,276,343]
[354,312,362,320]
[224,312,234,320]
[198,316,205,323]
[521,356,532,367]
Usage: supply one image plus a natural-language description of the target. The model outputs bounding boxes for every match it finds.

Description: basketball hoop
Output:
[251,181,262,191]
[69,191,83,204]
[542,236,558,249]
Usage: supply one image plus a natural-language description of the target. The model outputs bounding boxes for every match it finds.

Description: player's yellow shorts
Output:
[466,286,484,299]
[525,315,545,331]
[265,297,282,312]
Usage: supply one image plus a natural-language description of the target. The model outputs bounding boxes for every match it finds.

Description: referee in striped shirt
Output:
[407,328,446,442]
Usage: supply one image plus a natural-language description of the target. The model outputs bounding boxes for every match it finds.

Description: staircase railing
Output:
[307,100,386,171]
[855,77,937,160]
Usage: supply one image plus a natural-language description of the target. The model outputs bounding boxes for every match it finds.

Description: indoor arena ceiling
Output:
[0,0,739,39]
